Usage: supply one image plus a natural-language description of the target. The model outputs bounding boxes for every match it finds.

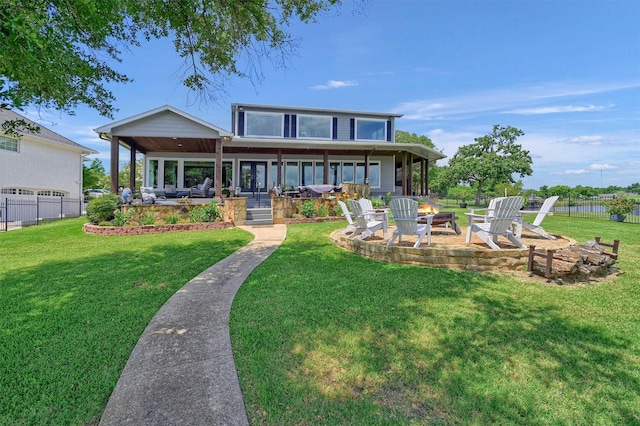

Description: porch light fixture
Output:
[222,135,232,141]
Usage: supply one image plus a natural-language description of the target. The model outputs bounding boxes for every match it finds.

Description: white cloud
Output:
[589,163,617,170]
[562,135,606,145]
[393,80,639,121]
[508,104,610,114]
[312,80,358,90]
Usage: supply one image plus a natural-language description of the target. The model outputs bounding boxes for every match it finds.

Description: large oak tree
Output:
[1,0,361,130]
[445,125,533,205]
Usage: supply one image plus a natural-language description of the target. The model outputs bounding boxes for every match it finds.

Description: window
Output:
[356,119,386,141]
[356,162,366,184]
[342,162,354,183]
[301,162,314,185]
[1,188,34,195]
[148,160,158,188]
[184,161,214,188]
[298,115,331,139]
[37,190,66,197]
[285,161,299,188]
[164,160,178,186]
[315,162,324,184]
[0,135,19,152]
[329,162,341,186]
[369,163,381,188]
[246,112,283,137]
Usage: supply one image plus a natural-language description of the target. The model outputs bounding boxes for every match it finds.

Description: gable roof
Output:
[0,109,97,154]
[94,104,232,137]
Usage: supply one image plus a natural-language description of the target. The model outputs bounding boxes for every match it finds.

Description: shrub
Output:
[112,209,131,226]
[603,196,635,216]
[300,200,316,218]
[166,214,180,224]
[371,197,385,208]
[140,214,155,225]
[98,221,114,227]
[189,202,221,223]
[86,194,121,224]
[316,204,328,217]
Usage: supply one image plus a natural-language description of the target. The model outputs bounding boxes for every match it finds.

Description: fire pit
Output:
[416,197,461,234]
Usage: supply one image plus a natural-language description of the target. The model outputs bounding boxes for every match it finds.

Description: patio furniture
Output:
[337,200,356,235]
[163,184,177,198]
[190,177,212,198]
[420,212,461,234]
[348,199,386,240]
[388,198,432,248]
[467,196,506,224]
[517,195,559,239]
[140,187,157,204]
[465,196,526,250]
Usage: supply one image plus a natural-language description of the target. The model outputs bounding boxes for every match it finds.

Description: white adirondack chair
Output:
[348,199,384,240]
[467,196,506,224]
[337,200,356,235]
[519,195,559,239]
[387,198,432,248]
[466,196,526,250]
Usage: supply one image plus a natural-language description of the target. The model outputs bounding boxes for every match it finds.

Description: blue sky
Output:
[26,0,640,190]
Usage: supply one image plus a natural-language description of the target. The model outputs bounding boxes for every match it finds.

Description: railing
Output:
[552,196,639,224]
[1,197,84,231]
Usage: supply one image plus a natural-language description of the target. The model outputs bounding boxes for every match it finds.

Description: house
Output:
[0,109,97,200]
[96,104,445,198]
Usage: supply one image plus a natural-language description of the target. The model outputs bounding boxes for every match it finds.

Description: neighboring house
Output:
[0,109,97,200]
[96,104,445,198]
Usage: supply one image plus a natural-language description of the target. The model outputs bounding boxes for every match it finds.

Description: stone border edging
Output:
[330,230,577,272]
[83,222,234,236]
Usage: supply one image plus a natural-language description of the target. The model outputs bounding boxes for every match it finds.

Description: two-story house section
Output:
[229,103,445,197]
[98,104,445,198]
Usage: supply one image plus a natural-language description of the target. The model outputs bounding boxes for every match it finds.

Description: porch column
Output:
[410,153,414,196]
[129,143,136,191]
[401,152,408,196]
[364,152,370,185]
[420,159,425,196]
[215,139,223,199]
[425,160,430,196]
[323,150,329,184]
[110,136,119,194]
[277,149,283,187]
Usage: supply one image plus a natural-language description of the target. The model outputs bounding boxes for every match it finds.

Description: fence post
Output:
[36,196,40,225]
[568,194,571,217]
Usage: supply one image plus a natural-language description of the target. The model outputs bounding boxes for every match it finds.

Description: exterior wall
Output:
[112,110,222,138]
[0,135,83,199]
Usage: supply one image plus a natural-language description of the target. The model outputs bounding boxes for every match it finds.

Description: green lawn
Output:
[1,215,639,425]
[0,218,252,425]
[230,215,640,425]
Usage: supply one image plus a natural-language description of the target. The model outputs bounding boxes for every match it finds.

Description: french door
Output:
[240,161,267,195]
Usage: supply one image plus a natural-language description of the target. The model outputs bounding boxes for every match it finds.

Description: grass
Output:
[1,215,638,425]
[230,215,640,425]
[0,218,252,425]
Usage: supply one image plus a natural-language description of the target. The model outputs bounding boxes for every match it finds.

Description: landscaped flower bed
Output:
[83,222,233,236]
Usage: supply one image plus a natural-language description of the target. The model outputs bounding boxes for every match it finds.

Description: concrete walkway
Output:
[99,225,287,426]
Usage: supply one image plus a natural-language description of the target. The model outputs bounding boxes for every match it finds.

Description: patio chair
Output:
[466,196,526,250]
[387,198,432,248]
[467,196,506,224]
[337,200,357,235]
[518,195,559,239]
[348,199,384,240]
[139,187,157,204]
[190,177,212,198]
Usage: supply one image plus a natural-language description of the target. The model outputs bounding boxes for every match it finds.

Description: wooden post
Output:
[215,139,222,200]
[277,149,283,187]
[401,152,407,196]
[129,143,136,191]
[323,150,329,185]
[110,135,119,194]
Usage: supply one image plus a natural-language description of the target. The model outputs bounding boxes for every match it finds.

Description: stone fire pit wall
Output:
[331,231,531,272]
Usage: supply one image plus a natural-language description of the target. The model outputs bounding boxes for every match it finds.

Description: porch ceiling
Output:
[118,136,219,154]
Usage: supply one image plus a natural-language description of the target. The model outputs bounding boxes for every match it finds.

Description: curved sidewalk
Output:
[99,225,287,426]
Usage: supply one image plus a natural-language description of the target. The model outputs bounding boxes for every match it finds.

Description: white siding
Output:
[0,135,83,199]
[112,110,223,138]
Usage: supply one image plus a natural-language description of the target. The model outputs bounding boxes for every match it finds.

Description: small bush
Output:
[300,200,317,218]
[165,214,180,224]
[201,201,221,222]
[86,194,121,224]
[140,214,155,225]
[371,198,385,208]
[190,207,204,223]
[316,204,328,217]
[112,209,131,226]
[98,221,114,227]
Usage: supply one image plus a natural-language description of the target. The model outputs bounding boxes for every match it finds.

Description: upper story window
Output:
[0,135,19,152]
[297,115,332,139]
[245,112,283,137]
[356,119,386,141]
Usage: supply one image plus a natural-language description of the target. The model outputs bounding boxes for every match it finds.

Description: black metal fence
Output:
[551,196,640,224]
[1,197,84,231]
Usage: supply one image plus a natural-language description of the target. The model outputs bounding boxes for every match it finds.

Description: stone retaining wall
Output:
[83,222,233,236]
[330,231,533,272]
